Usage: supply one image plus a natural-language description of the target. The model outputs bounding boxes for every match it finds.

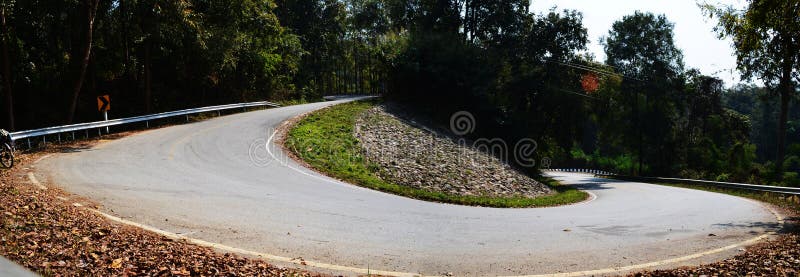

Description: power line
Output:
[557,88,602,100]
[546,60,646,82]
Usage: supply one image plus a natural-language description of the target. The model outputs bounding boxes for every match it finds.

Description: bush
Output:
[678,169,704,180]
[783,155,800,173]
[783,172,799,187]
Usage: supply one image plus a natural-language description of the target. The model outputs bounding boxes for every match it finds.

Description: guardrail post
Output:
[27,138,31,149]
[103,111,109,134]
[146,121,149,128]
[57,133,61,143]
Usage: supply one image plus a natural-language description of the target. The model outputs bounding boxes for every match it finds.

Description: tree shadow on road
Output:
[570,182,615,191]
[714,215,800,235]
[58,146,93,153]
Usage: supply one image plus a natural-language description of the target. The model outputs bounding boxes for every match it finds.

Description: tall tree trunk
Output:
[120,0,131,77]
[0,5,14,130]
[144,41,153,113]
[775,38,795,177]
[66,0,99,124]
[776,90,789,175]
[358,52,362,93]
[775,70,791,177]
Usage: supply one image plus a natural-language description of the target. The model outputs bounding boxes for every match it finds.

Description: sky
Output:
[529,0,749,86]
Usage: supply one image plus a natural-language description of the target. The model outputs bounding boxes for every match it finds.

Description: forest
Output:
[0,0,798,185]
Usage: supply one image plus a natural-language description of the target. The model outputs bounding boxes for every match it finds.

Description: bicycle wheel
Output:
[0,143,13,168]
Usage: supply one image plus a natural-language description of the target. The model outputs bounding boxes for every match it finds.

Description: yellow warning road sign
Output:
[97,95,110,112]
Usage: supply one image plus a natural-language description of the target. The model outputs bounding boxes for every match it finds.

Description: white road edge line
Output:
[500,201,786,277]
[499,235,771,277]
[33,154,52,164]
[88,209,422,277]
[570,190,597,207]
[86,199,783,277]
[265,122,368,187]
[26,172,47,190]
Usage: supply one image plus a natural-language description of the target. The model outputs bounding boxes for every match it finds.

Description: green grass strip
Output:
[285,100,588,208]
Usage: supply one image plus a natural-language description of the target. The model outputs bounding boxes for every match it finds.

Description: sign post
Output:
[97,95,111,133]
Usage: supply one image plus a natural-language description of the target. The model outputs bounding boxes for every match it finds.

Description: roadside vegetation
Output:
[285,100,587,208]
[2,0,797,185]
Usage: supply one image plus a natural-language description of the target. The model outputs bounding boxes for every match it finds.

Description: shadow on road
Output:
[570,182,615,191]
[59,146,93,153]
[549,174,628,191]
[713,221,782,232]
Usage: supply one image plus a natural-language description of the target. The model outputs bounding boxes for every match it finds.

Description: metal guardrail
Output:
[605,175,800,196]
[546,168,800,196]
[546,168,615,175]
[9,100,280,148]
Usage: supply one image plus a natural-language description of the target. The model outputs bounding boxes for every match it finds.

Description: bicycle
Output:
[0,129,14,168]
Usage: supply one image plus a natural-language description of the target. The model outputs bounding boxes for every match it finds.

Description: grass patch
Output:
[285,100,588,208]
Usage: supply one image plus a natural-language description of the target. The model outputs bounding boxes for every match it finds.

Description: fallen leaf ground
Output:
[1,135,799,276]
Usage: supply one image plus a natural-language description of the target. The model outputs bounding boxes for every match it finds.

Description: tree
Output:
[0,0,14,130]
[603,11,684,175]
[463,0,529,47]
[702,0,800,176]
[66,0,100,124]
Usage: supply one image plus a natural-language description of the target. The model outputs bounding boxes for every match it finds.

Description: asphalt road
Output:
[0,256,37,277]
[37,99,779,276]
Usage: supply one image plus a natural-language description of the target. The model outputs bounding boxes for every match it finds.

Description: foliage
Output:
[602,11,684,175]
[0,0,391,130]
[0,0,306,129]
[0,0,797,187]
[702,0,800,175]
[383,1,799,185]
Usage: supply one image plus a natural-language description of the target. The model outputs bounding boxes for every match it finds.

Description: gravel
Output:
[353,105,552,198]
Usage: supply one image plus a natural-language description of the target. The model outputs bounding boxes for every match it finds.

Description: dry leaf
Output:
[109,258,122,269]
